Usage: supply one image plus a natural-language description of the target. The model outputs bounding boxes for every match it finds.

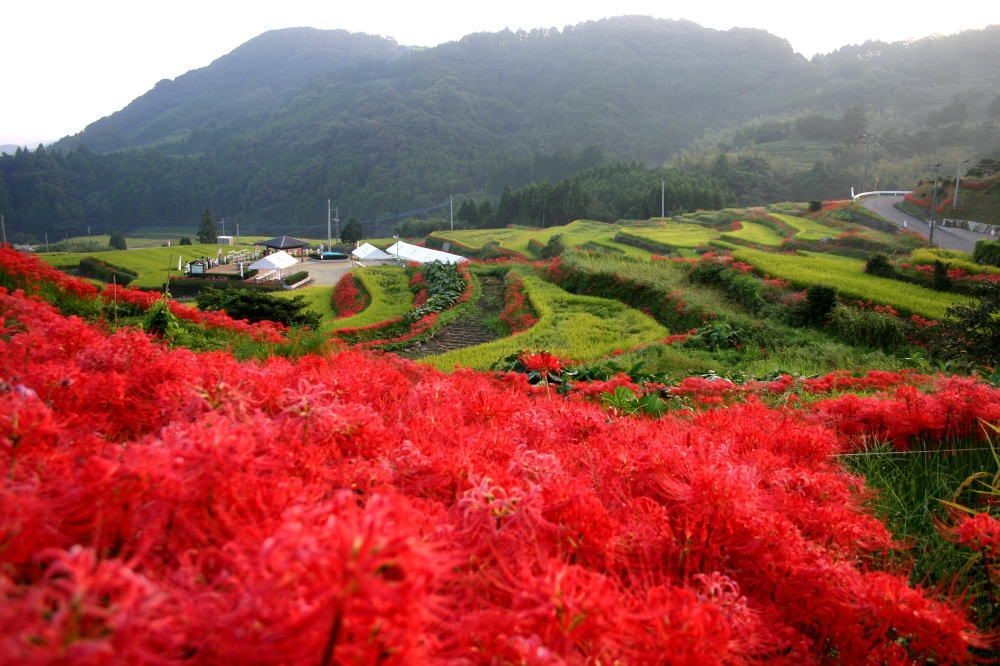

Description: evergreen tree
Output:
[109,231,127,250]
[197,209,217,244]
[340,218,363,244]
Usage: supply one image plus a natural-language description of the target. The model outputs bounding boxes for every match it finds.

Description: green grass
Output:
[844,444,998,629]
[769,213,839,241]
[431,220,650,258]
[39,244,257,288]
[721,221,786,246]
[424,270,668,371]
[326,266,413,331]
[730,246,974,319]
[272,286,338,331]
[909,248,1000,275]
[616,223,720,250]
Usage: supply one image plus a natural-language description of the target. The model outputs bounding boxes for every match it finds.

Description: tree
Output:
[179,236,192,245]
[196,209,217,244]
[340,219,363,244]
[940,281,1000,367]
[108,231,127,250]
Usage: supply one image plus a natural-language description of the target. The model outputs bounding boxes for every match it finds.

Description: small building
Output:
[217,235,235,245]
[254,235,310,257]
[188,259,208,276]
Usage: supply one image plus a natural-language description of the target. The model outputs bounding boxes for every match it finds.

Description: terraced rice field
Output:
[326,266,413,331]
[40,244,257,288]
[431,220,648,258]
[424,270,667,370]
[730,247,973,319]
[616,223,720,250]
[769,213,839,241]
[721,221,786,246]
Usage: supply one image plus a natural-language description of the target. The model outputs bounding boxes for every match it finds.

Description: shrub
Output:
[179,237,193,246]
[689,260,765,313]
[77,257,138,285]
[196,287,321,328]
[932,260,952,291]
[829,304,905,350]
[538,234,566,259]
[108,232,127,250]
[865,253,895,278]
[803,285,837,324]
[282,271,309,286]
[939,281,1000,366]
[974,239,1000,267]
[808,200,822,212]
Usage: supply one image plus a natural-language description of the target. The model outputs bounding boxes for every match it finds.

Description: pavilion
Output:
[254,235,310,257]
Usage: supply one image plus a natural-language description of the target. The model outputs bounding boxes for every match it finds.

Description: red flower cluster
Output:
[499,274,537,333]
[0,246,99,299]
[332,272,369,317]
[517,350,565,376]
[0,274,993,661]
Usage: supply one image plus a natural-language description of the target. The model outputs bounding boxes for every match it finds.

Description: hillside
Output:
[900,173,1000,226]
[1,17,999,240]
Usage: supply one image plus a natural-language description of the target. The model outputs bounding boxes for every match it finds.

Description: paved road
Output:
[859,196,991,254]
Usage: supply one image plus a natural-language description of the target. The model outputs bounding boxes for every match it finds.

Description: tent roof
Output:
[384,241,467,264]
[249,250,298,271]
[254,235,309,249]
[351,243,394,260]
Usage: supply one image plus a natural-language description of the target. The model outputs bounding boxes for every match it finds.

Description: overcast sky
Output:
[2,0,998,146]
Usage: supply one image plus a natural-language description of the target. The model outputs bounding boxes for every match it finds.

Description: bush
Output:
[808,200,822,212]
[803,285,837,324]
[108,232,127,250]
[829,304,905,350]
[282,271,309,286]
[932,260,952,291]
[166,276,277,297]
[974,239,1000,267]
[179,237,193,246]
[77,257,137,285]
[196,287,320,328]
[865,253,895,278]
[939,281,1000,367]
[538,234,566,259]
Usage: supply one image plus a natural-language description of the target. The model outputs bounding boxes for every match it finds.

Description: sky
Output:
[2,0,999,146]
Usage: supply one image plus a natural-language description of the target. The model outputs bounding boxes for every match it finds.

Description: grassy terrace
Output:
[424,270,667,371]
[431,220,649,258]
[721,221,786,246]
[616,223,719,249]
[768,213,839,241]
[730,246,974,319]
[40,243,256,289]
[326,266,412,331]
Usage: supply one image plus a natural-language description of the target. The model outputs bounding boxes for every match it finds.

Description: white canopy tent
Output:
[351,243,394,261]
[248,250,298,279]
[384,241,468,264]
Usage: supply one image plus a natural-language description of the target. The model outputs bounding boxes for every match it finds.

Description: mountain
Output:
[2,17,999,239]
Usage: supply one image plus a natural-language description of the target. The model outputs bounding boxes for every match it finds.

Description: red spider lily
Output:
[332,273,368,317]
[518,351,565,376]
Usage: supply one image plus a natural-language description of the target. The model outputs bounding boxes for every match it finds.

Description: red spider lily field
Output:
[3,237,1000,664]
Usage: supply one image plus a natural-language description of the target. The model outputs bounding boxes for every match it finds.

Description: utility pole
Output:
[220,218,226,236]
[661,179,665,219]
[857,134,878,192]
[334,206,340,241]
[927,162,942,247]
[449,196,454,231]
[327,199,332,249]
[953,159,970,209]
[45,232,49,252]
[1,214,6,247]
[236,223,240,245]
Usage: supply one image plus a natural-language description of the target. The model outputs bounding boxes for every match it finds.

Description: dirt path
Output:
[401,275,505,358]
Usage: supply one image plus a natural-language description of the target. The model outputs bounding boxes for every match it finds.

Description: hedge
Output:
[282,271,310,286]
[77,257,138,286]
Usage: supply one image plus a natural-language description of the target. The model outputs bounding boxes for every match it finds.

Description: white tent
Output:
[351,242,394,261]
[384,241,468,264]
[249,250,298,278]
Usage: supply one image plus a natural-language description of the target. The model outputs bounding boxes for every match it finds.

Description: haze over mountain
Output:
[1,16,998,239]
